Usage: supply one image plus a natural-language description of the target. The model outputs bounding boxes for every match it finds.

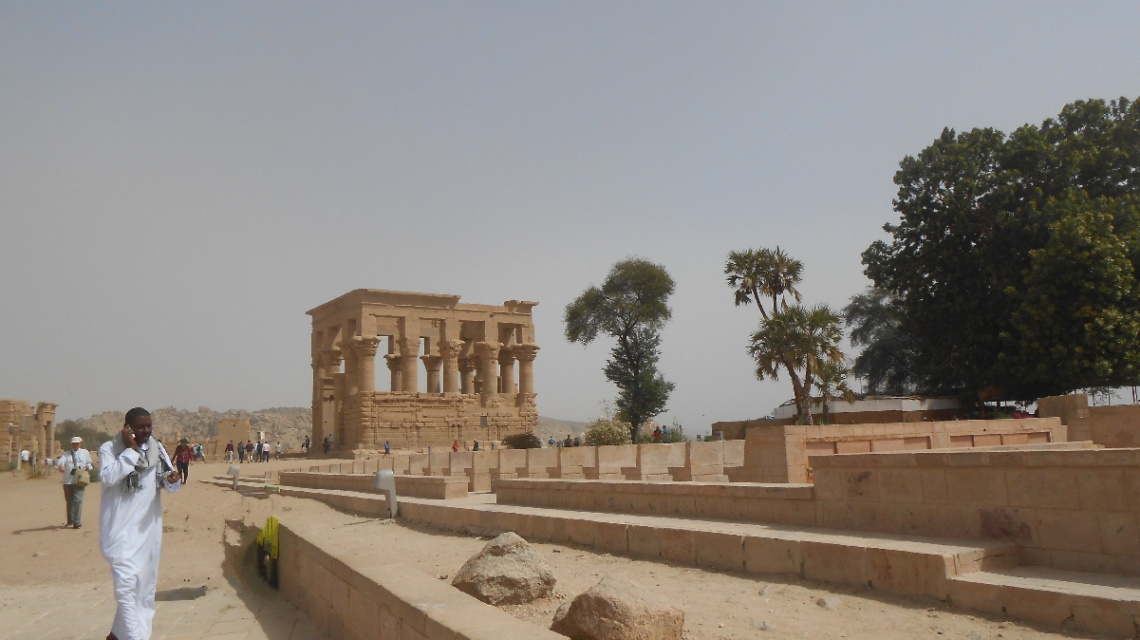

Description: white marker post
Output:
[228,465,241,491]
[374,469,398,518]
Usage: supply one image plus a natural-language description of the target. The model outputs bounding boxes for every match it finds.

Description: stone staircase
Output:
[206,475,1140,638]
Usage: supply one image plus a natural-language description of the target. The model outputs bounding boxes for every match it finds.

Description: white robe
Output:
[99,438,181,640]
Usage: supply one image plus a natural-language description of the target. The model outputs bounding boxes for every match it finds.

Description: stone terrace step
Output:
[950,566,1140,638]
[399,495,1018,601]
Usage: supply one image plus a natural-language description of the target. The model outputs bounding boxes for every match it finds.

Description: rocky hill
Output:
[75,407,585,448]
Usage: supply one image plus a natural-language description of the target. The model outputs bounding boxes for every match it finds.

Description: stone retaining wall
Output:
[280,471,467,499]
[237,519,564,640]
[811,445,1140,575]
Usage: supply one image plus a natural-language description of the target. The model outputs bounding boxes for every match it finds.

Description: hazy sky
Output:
[3,3,1138,430]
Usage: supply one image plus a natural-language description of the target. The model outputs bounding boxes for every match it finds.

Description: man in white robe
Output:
[99,407,181,640]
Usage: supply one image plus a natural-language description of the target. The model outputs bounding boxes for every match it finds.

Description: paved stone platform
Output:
[0,576,325,640]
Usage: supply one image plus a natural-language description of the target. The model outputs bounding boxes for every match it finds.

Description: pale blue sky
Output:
[2,2,1138,430]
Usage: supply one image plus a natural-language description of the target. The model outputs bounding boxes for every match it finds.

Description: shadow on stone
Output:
[156,585,208,601]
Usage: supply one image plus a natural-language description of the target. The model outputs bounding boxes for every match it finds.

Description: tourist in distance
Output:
[383,440,390,457]
[193,442,204,461]
[245,440,254,462]
[452,440,459,452]
[99,407,181,640]
[56,436,93,528]
[254,441,263,463]
[323,434,332,453]
[20,447,30,468]
[172,438,192,484]
[302,435,310,452]
[225,440,235,463]
[275,441,282,460]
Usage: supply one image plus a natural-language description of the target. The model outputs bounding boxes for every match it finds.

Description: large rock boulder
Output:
[551,576,684,640]
[451,532,556,605]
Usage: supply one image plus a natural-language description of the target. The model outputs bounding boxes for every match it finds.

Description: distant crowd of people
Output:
[223,439,282,463]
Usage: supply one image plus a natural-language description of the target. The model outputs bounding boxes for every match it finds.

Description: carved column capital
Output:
[314,349,343,370]
[474,341,501,359]
[347,336,381,358]
[438,339,463,359]
[398,337,421,358]
[513,343,540,361]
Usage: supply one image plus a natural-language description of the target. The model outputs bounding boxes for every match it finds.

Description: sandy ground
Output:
[1,459,1091,640]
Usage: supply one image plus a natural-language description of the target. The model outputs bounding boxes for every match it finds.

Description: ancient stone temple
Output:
[307,290,539,454]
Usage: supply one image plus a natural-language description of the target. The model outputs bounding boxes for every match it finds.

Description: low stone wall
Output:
[1039,393,1140,448]
[238,519,564,640]
[741,418,1066,483]
[279,471,468,499]
[495,478,816,525]
[811,445,1139,575]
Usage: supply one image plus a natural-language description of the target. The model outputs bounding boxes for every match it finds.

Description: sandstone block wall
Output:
[1039,393,1140,448]
[742,418,1065,483]
[268,521,564,640]
[811,446,1140,576]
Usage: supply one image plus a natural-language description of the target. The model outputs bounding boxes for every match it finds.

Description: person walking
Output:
[56,436,93,529]
[323,435,332,454]
[237,440,245,463]
[254,441,263,464]
[245,440,254,463]
[274,441,282,460]
[193,443,204,462]
[99,407,181,640]
[225,440,235,463]
[383,440,390,457]
[173,439,192,484]
[302,436,310,453]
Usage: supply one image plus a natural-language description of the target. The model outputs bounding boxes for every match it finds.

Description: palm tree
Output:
[813,360,856,424]
[725,247,803,320]
[748,304,846,425]
[728,247,806,414]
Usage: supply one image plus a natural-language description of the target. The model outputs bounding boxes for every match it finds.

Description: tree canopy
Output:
[565,258,675,440]
[862,97,1140,400]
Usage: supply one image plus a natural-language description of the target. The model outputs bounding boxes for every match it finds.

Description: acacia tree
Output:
[863,96,1140,400]
[565,258,676,441]
[843,287,921,395]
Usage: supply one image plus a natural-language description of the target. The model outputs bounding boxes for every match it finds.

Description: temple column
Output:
[421,355,442,393]
[499,346,517,394]
[351,336,381,393]
[340,340,359,396]
[399,337,420,393]
[312,349,341,456]
[475,341,501,406]
[459,357,477,394]
[514,343,540,395]
[385,355,403,392]
[439,340,462,394]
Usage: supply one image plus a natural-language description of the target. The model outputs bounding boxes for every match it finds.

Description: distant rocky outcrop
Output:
[75,406,313,448]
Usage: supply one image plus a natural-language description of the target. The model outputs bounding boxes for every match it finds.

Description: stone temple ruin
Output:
[308,289,539,453]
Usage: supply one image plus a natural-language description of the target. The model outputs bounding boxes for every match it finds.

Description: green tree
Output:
[748,304,845,424]
[843,287,921,395]
[863,96,1140,401]
[726,247,809,415]
[813,360,856,424]
[565,258,676,441]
